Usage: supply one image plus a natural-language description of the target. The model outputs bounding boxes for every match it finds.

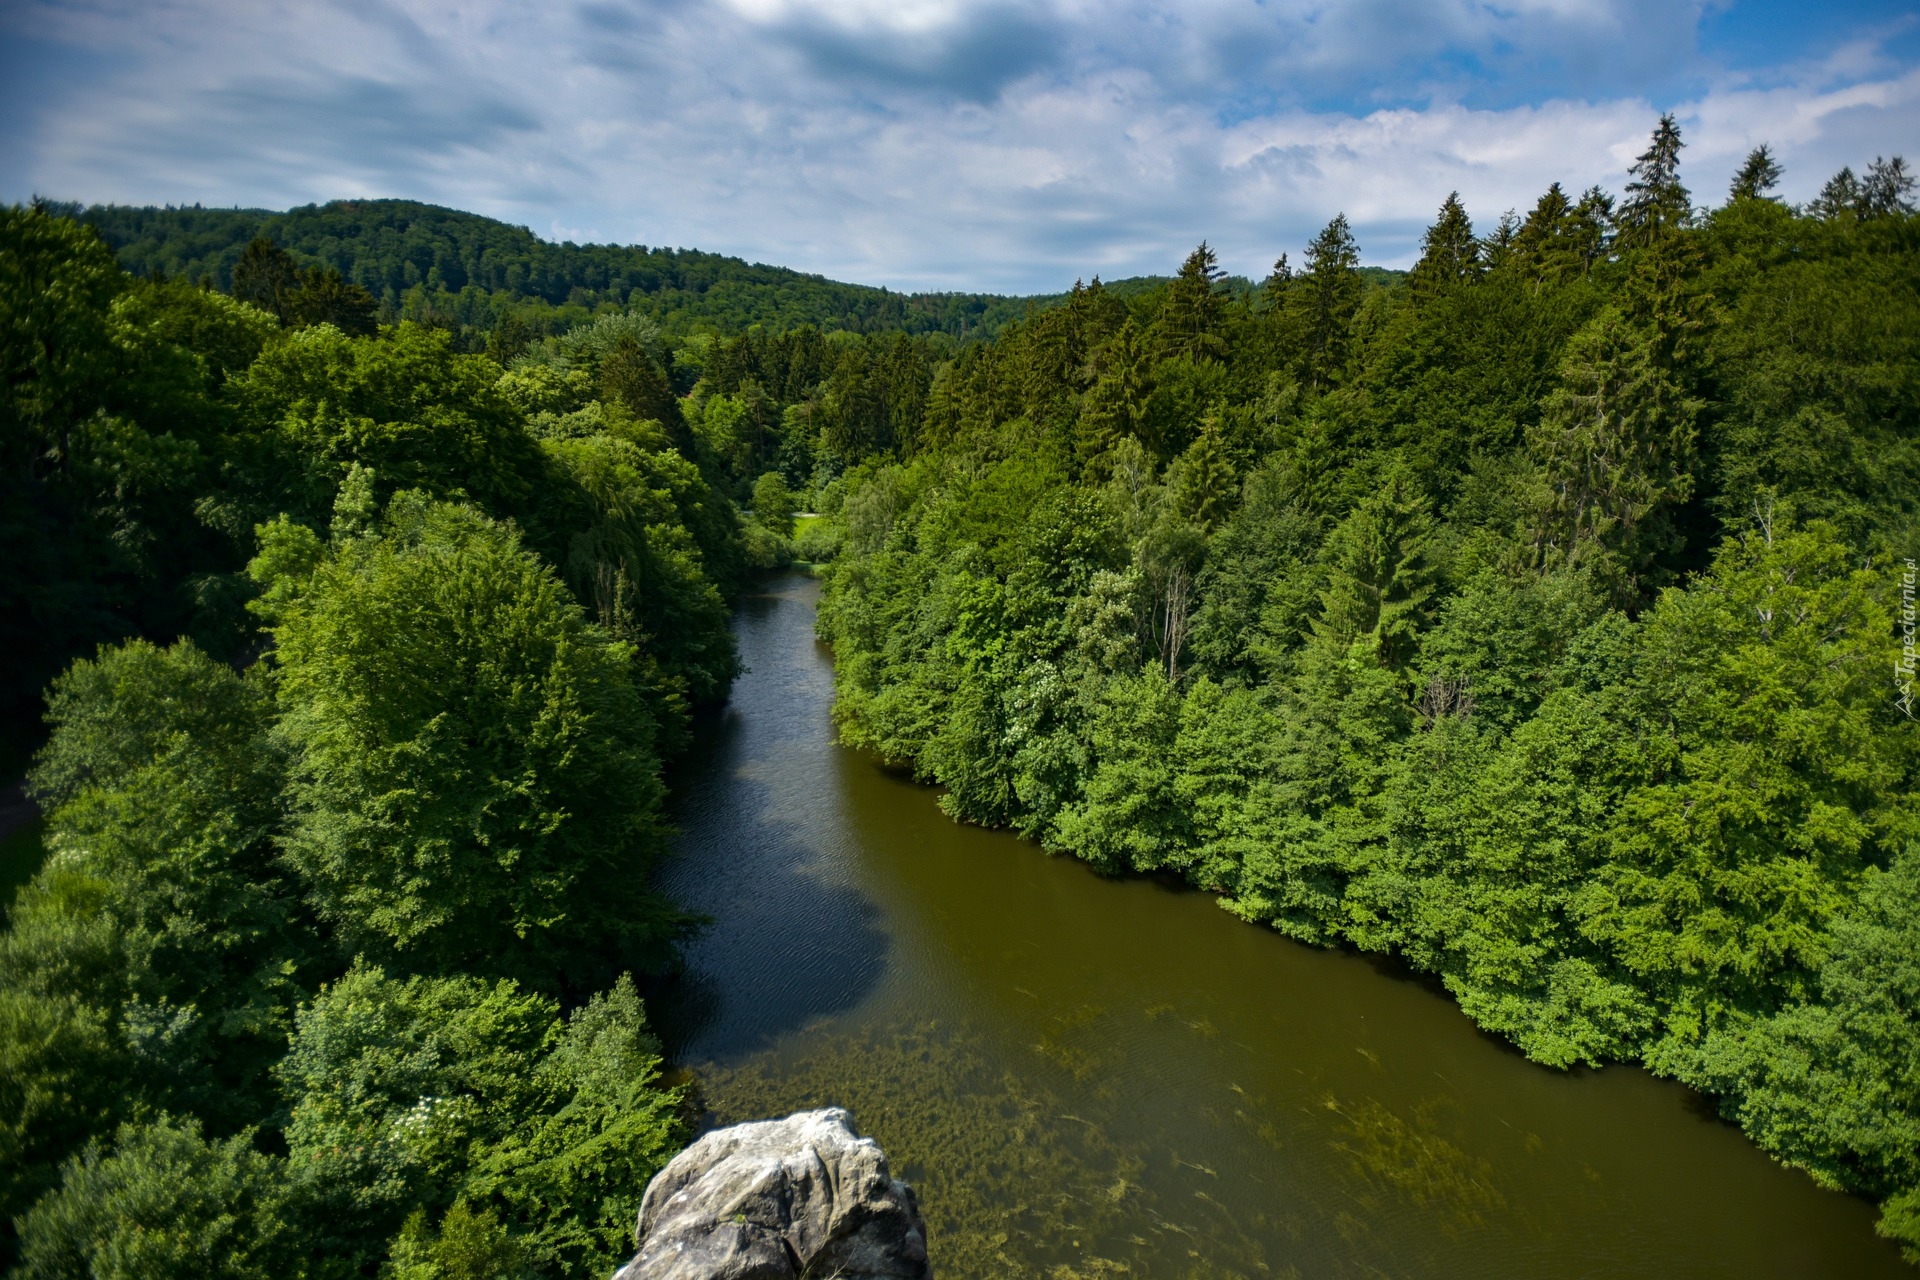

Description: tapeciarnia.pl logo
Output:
[1899,558,1917,719]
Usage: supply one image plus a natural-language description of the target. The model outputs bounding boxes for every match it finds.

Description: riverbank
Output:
[652,573,1907,1278]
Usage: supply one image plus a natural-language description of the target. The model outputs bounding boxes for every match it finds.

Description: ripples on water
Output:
[652,574,1904,1279]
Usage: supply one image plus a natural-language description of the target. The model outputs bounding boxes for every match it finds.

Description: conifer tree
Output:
[1526,308,1700,597]
[1263,252,1292,305]
[601,335,692,456]
[1310,470,1436,670]
[1860,156,1916,218]
[1811,167,1860,219]
[1078,319,1151,470]
[1729,145,1783,202]
[1569,186,1616,273]
[1408,193,1481,302]
[1616,114,1692,249]
[1158,242,1227,361]
[1479,210,1522,273]
[230,237,301,324]
[1295,214,1361,389]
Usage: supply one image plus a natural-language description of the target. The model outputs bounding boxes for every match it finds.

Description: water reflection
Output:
[655,586,890,1057]
[656,574,1906,1279]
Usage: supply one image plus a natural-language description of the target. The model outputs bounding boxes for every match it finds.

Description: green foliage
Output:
[16,1117,298,1280]
[233,236,378,335]
[266,496,680,990]
[0,639,303,1257]
[1582,521,1917,1064]
[0,203,242,724]
[82,199,1036,341]
[1527,305,1700,597]
[815,121,1920,1251]
[280,964,683,1277]
[232,322,542,525]
[752,470,797,538]
[10,124,1920,1265]
[0,203,726,1279]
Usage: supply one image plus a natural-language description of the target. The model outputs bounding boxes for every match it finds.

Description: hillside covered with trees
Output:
[2,115,1918,1274]
[808,127,1920,1255]
[0,202,747,1275]
[73,199,1041,345]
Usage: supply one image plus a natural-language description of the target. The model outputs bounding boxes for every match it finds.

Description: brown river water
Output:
[652,573,1905,1279]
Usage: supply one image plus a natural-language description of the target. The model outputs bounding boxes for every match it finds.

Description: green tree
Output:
[1704,842,1920,1260]
[1294,215,1363,388]
[1615,114,1692,250]
[16,1118,297,1280]
[24,639,302,1123]
[1527,307,1699,596]
[230,237,302,325]
[1408,193,1481,302]
[1582,519,1920,1072]
[600,335,692,458]
[1729,145,1783,203]
[1156,242,1228,362]
[233,322,541,528]
[261,495,680,990]
[752,470,796,538]
[1311,472,1437,671]
[1811,167,1862,220]
[279,964,682,1276]
[288,268,378,337]
[1860,156,1917,219]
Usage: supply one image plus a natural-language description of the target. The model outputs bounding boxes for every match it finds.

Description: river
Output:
[652,573,1905,1278]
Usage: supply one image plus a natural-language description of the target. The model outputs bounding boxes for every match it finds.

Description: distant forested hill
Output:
[72,199,1406,348]
[75,199,1039,339]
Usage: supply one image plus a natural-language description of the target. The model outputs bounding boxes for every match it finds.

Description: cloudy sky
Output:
[2,0,1916,293]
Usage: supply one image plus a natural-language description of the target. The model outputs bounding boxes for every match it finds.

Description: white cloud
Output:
[3,0,1915,292]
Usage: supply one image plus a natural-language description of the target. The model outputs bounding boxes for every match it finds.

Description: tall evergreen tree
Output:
[1729,145,1783,203]
[1295,214,1361,389]
[1810,167,1861,220]
[1408,193,1481,302]
[229,237,300,324]
[1526,308,1700,596]
[1860,156,1916,218]
[1157,242,1228,362]
[601,335,693,456]
[1616,114,1692,249]
[1479,210,1522,272]
[1310,470,1436,670]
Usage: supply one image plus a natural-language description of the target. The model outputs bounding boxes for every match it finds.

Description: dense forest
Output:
[809,127,1920,1256]
[71,199,1046,345]
[0,204,754,1275]
[1,114,1917,1274]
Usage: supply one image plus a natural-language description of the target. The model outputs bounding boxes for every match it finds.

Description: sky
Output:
[2,0,1916,294]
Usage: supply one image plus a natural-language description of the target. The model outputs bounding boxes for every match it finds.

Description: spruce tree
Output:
[1616,114,1692,249]
[1810,166,1861,220]
[1310,470,1436,670]
[1729,145,1783,202]
[1479,210,1522,272]
[1511,183,1587,287]
[1158,242,1227,361]
[1408,192,1481,301]
[1860,156,1916,218]
[1295,214,1361,389]
[601,335,693,456]
[229,237,301,324]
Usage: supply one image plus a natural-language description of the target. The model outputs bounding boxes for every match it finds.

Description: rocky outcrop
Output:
[612,1107,932,1280]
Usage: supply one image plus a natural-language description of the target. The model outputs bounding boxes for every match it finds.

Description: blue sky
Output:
[3,0,1916,293]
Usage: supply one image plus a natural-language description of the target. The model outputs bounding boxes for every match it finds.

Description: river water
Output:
[653,573,1904,1279]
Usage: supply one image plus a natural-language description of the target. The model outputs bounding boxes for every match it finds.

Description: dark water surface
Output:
[654,574,1904,1279]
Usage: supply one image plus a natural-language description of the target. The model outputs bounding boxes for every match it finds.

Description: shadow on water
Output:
[651,581,889,1059]
[652,573,1910,1279]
